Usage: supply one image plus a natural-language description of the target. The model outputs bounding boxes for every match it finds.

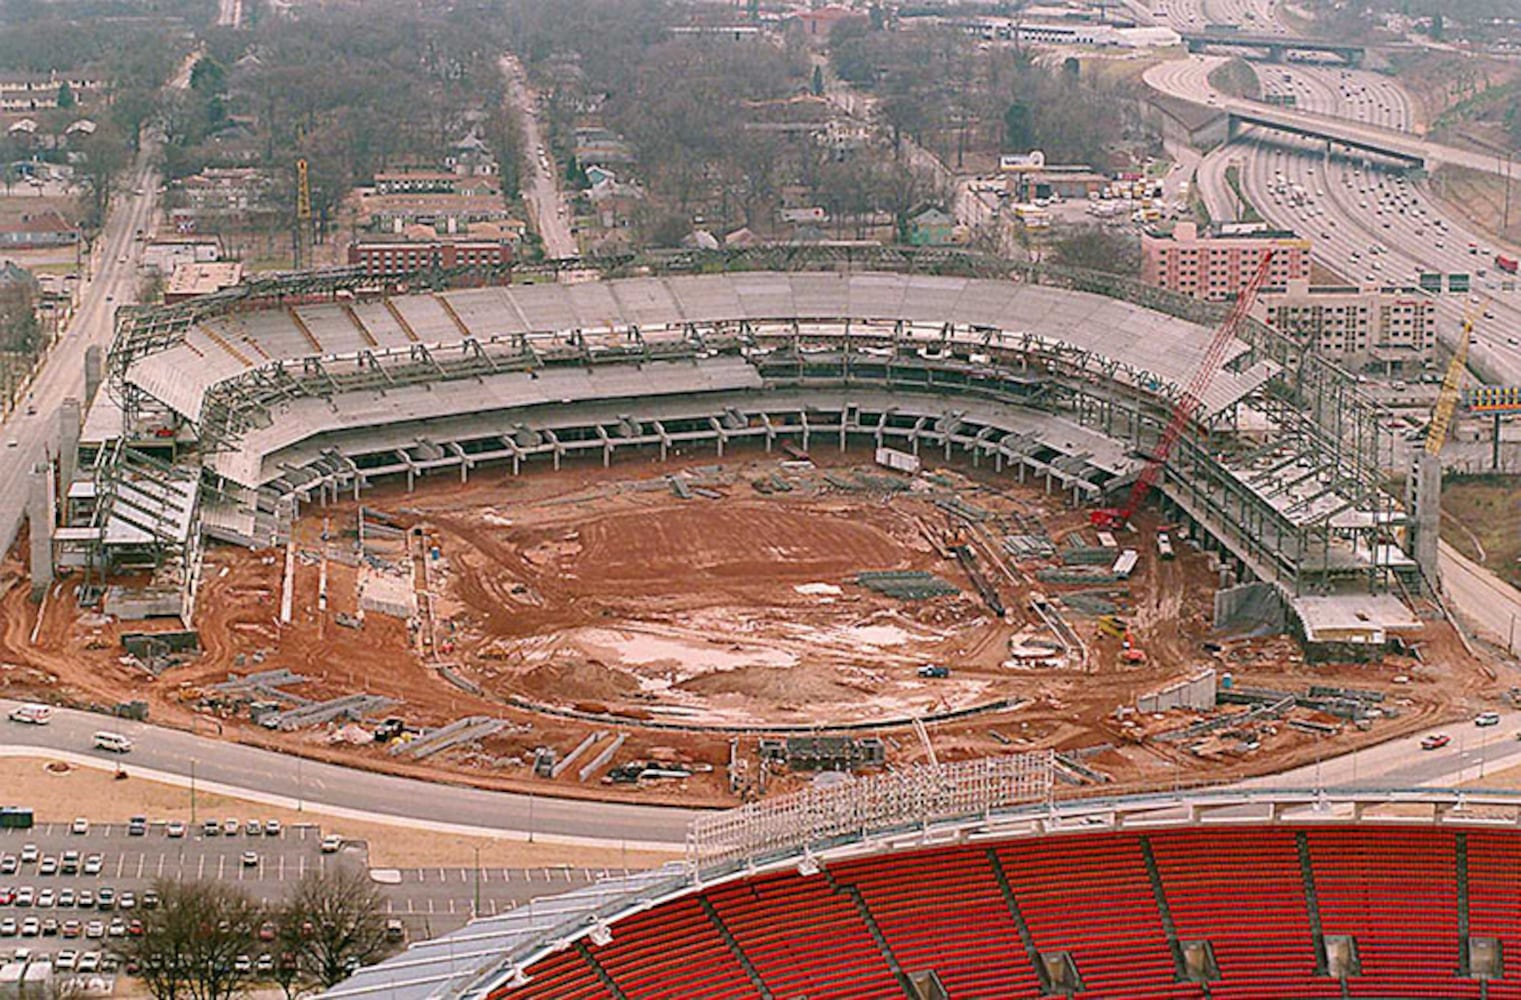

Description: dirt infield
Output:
[0,442,1502,808]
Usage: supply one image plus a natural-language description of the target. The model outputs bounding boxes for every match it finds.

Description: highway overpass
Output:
[1181,31,1365,66]
[1226,103,1427,168]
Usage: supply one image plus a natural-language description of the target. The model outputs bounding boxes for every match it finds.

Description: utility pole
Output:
[293,158,311,270]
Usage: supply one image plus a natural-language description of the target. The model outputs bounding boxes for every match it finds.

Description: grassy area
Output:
[1440,475,1521,589]
[1206,58,1261,101]
[1223,165,1264,224]
[1190,179,1212,227]
[1430,164,1521,250]
[26,262,81,276]
[0,757,679,869]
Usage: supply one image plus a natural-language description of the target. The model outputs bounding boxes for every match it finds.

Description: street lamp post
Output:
[473,845,482,919]
[189,759,196,825]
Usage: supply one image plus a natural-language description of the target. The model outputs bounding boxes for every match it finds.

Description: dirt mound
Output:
[677,664,874,705]
[514,659,641,703]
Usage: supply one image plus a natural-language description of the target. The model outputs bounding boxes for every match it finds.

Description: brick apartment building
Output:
[1140,221,1310,302]
[347,240,513,277]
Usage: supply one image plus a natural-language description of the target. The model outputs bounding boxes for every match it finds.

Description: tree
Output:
[1429,12,1444,40]
[1048,225,1141,276]
[189,56,227,96]
[1004,102,1034,151]
[277,867,393,990]
[56,82,75,110]
[74,126,129,229]
[811,64,824,97]
[119,880,264,1000]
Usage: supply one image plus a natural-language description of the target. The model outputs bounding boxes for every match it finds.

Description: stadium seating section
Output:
[498,823,1513,999]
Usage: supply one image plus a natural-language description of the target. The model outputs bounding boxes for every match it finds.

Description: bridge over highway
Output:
[1226,102,1428,168]
[1181,31,1365,65]
[1219,98,1519,180]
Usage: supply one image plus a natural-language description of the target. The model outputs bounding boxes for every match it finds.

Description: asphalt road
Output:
[0,157,159,555]
[0,53,198,556]
[0,698,697,848]
[499,54,577,261]
[1244,706,1521,790]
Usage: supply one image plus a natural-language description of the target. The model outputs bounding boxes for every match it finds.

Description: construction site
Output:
[0,249,1504,806]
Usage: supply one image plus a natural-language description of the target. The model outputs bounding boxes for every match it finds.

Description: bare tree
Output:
[277,867,393,989]
[119,880,265,1000]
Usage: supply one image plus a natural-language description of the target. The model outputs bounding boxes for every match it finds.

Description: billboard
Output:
[1466,386,1521,414]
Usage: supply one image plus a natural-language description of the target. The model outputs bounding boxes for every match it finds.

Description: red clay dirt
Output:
[0,441,1503,808]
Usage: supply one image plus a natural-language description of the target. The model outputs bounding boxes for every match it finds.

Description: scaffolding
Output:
[94,247,1400,623]
[686,751,1055,874]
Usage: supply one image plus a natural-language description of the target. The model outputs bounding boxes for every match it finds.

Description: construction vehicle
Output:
[1090,252,1277,530]
[1424,306,1479,457]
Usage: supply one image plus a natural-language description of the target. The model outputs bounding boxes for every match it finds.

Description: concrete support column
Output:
[83,345,102,406]
[58,398,80,525]
[28,464,54,600]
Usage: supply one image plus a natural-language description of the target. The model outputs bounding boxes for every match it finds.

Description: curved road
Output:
[0,698,695,849]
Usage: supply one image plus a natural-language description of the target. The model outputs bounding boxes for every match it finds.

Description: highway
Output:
[1145,55,1521,386]
[0,699,696,849]
[1142,51,1521,643]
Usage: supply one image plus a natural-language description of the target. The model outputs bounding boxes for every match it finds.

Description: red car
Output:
[0,888,12,905]
[1421,733,1451,751]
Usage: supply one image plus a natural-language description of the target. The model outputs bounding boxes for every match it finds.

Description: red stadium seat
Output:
[496,823,1521,1000]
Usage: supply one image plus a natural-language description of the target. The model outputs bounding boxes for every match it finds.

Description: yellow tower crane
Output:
[1425,305,1481,456]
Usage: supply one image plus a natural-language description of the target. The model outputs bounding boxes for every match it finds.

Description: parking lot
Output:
[0,818,620,965]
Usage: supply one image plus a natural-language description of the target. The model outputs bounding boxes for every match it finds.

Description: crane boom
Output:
[1424,308,1477,457]
[1091,250,1277,530]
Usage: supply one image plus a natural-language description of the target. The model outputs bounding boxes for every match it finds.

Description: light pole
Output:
[473,845,482,919]
[296,757,303,813]
[189,759,196,825]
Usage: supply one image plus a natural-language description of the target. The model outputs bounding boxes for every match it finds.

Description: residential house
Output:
[907,207,956,246]
[0,210,79,249]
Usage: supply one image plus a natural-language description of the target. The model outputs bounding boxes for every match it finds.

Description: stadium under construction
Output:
[48,248,1413,641]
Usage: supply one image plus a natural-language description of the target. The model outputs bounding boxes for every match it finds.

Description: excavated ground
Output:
[0,442,1500,807]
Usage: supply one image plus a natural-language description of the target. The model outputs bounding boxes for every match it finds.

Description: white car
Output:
[320,834,343,854]
[1476,712,1502,727]
[70,818,88,835]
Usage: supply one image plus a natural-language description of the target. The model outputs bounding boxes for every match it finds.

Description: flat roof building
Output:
[164,262,243,303]
[1255,278,1436,375]
[1141,221,1310,302]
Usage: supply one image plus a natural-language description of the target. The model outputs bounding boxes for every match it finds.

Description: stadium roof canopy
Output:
[121,271,1268,429]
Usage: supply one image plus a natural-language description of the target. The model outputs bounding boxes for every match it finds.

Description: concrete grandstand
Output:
[69,248,1412,638]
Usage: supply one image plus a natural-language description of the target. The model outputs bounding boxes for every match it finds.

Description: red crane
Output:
[1089,250,1276,531]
